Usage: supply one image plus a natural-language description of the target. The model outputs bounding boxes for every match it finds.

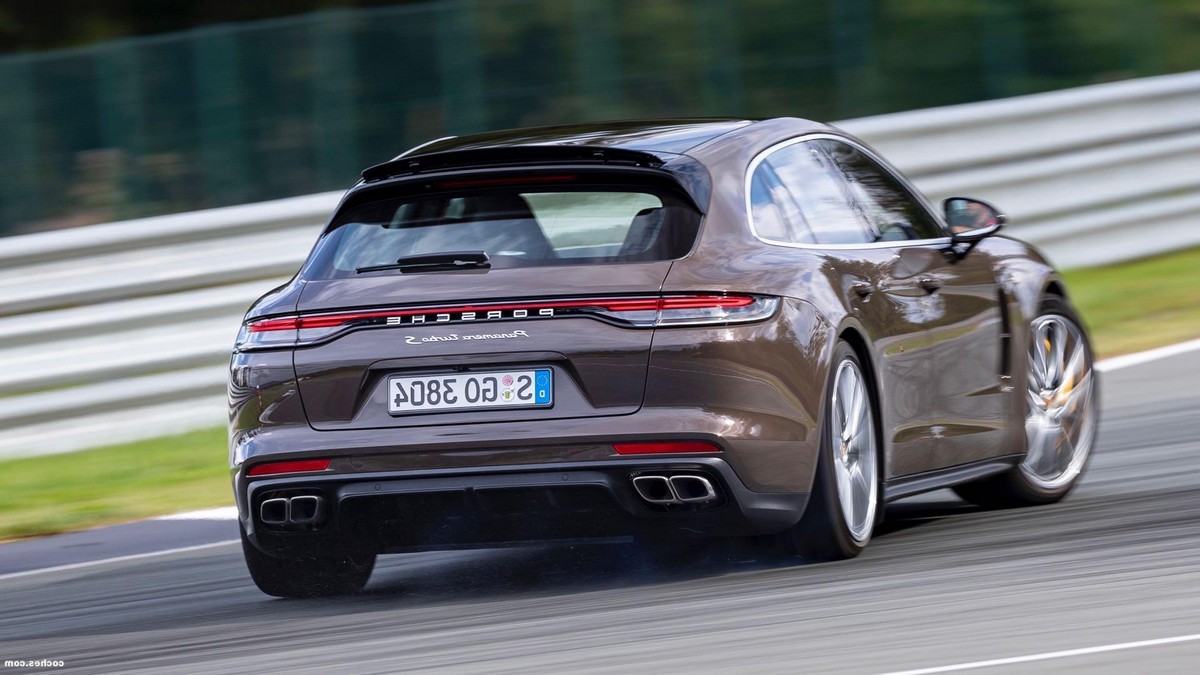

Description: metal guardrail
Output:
[2,71,1198,459]
[838,70,1200,268]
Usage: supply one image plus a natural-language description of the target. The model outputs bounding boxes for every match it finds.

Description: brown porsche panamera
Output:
[229,118,1099,597]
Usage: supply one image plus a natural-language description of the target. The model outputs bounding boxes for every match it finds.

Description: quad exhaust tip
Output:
[259,495,326,526]
[632,475,677,504]
[260,497,289,525]
[631,474,718,505]
[670,475,717,503]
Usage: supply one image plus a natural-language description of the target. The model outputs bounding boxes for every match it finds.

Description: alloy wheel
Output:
[1022,314,1097,490]
[830,359,878,543]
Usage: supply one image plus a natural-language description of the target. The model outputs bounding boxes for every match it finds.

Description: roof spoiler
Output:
[361,146,667,183]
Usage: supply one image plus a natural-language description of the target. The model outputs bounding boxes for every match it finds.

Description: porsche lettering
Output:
[385,308,553,327]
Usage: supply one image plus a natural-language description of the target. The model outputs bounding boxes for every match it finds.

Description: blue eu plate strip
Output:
[535,369,552,405]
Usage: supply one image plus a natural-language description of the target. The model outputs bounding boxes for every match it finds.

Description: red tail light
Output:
[236,294,778,350]
[247,458,332,477]
[613,441,721,455]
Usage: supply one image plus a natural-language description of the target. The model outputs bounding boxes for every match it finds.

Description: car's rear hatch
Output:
[278,168,703,431]
[292,265,677,430]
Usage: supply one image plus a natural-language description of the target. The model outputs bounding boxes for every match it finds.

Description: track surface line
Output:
[0,539,237,582]
[1096,336,1200,372]
[155,506,238,521]
[878,633,1200,674]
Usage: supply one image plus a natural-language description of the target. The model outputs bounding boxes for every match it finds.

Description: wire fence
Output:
[0,0,1196,236]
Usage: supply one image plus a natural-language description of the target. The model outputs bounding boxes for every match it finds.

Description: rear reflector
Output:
[613,441,721,455]
[247,458,332,477]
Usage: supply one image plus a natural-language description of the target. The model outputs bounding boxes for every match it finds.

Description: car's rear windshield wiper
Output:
[356,251,491,274]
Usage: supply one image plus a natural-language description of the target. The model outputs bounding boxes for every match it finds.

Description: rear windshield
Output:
[304,182,702,278]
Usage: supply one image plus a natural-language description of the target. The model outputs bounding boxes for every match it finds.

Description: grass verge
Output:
[1,247,1197,540]
[1063,245,1200,357]
[0,427,230,541]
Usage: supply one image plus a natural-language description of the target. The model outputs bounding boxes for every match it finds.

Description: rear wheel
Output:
[241,525,376,598]
[777,341,879,561]
[954,295,1098,507]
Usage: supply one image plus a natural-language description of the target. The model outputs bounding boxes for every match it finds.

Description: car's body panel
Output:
[244,278,305,323]
[293,318,653,430]
[229,116,1091,559]
[643,298,829,493]
[231,306,821,493]
[919,239,1015,470]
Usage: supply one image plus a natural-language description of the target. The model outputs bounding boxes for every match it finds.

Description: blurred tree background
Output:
[0,0,1198,235]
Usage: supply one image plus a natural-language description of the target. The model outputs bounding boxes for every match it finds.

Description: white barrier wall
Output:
[2,71,1198,458]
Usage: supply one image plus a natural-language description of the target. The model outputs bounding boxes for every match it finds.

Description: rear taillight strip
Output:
[247,295,755,333]
[236,294,777,350]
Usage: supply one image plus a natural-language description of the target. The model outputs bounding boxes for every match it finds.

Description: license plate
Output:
[387,369,553,414]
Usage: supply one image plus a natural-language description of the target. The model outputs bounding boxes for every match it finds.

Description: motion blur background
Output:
[1,0,1199,537]
[2,0,1199,235]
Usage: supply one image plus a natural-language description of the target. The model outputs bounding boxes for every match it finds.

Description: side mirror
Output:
[944,197,1006,243]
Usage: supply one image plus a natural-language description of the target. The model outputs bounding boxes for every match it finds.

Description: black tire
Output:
[241,525,376,598]
[954,295,1098,508]
[776,341,880,561]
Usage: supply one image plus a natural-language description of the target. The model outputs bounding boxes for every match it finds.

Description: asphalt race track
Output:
[2,349,1199,674]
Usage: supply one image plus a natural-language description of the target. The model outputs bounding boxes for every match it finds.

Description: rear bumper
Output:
[240,457,808,556]
[232,402,819,496]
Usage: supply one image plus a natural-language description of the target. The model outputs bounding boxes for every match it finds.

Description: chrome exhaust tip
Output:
[632,475,678,504]
[288,495,325,524]
[669,475,717,503]
[260,497,289,525]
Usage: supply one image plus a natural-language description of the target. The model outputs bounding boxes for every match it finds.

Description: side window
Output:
[750,163,817,244]
[763,141,871,245]
[819,139,944,241]
[749,170,791,242]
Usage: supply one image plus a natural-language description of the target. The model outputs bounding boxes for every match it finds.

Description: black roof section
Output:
[410,119,753,156]
[361,145,667,183]
[361,119,752,182]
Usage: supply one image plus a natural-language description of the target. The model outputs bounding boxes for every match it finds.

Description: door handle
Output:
[918,276,942,293]
[850,281,874,299]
